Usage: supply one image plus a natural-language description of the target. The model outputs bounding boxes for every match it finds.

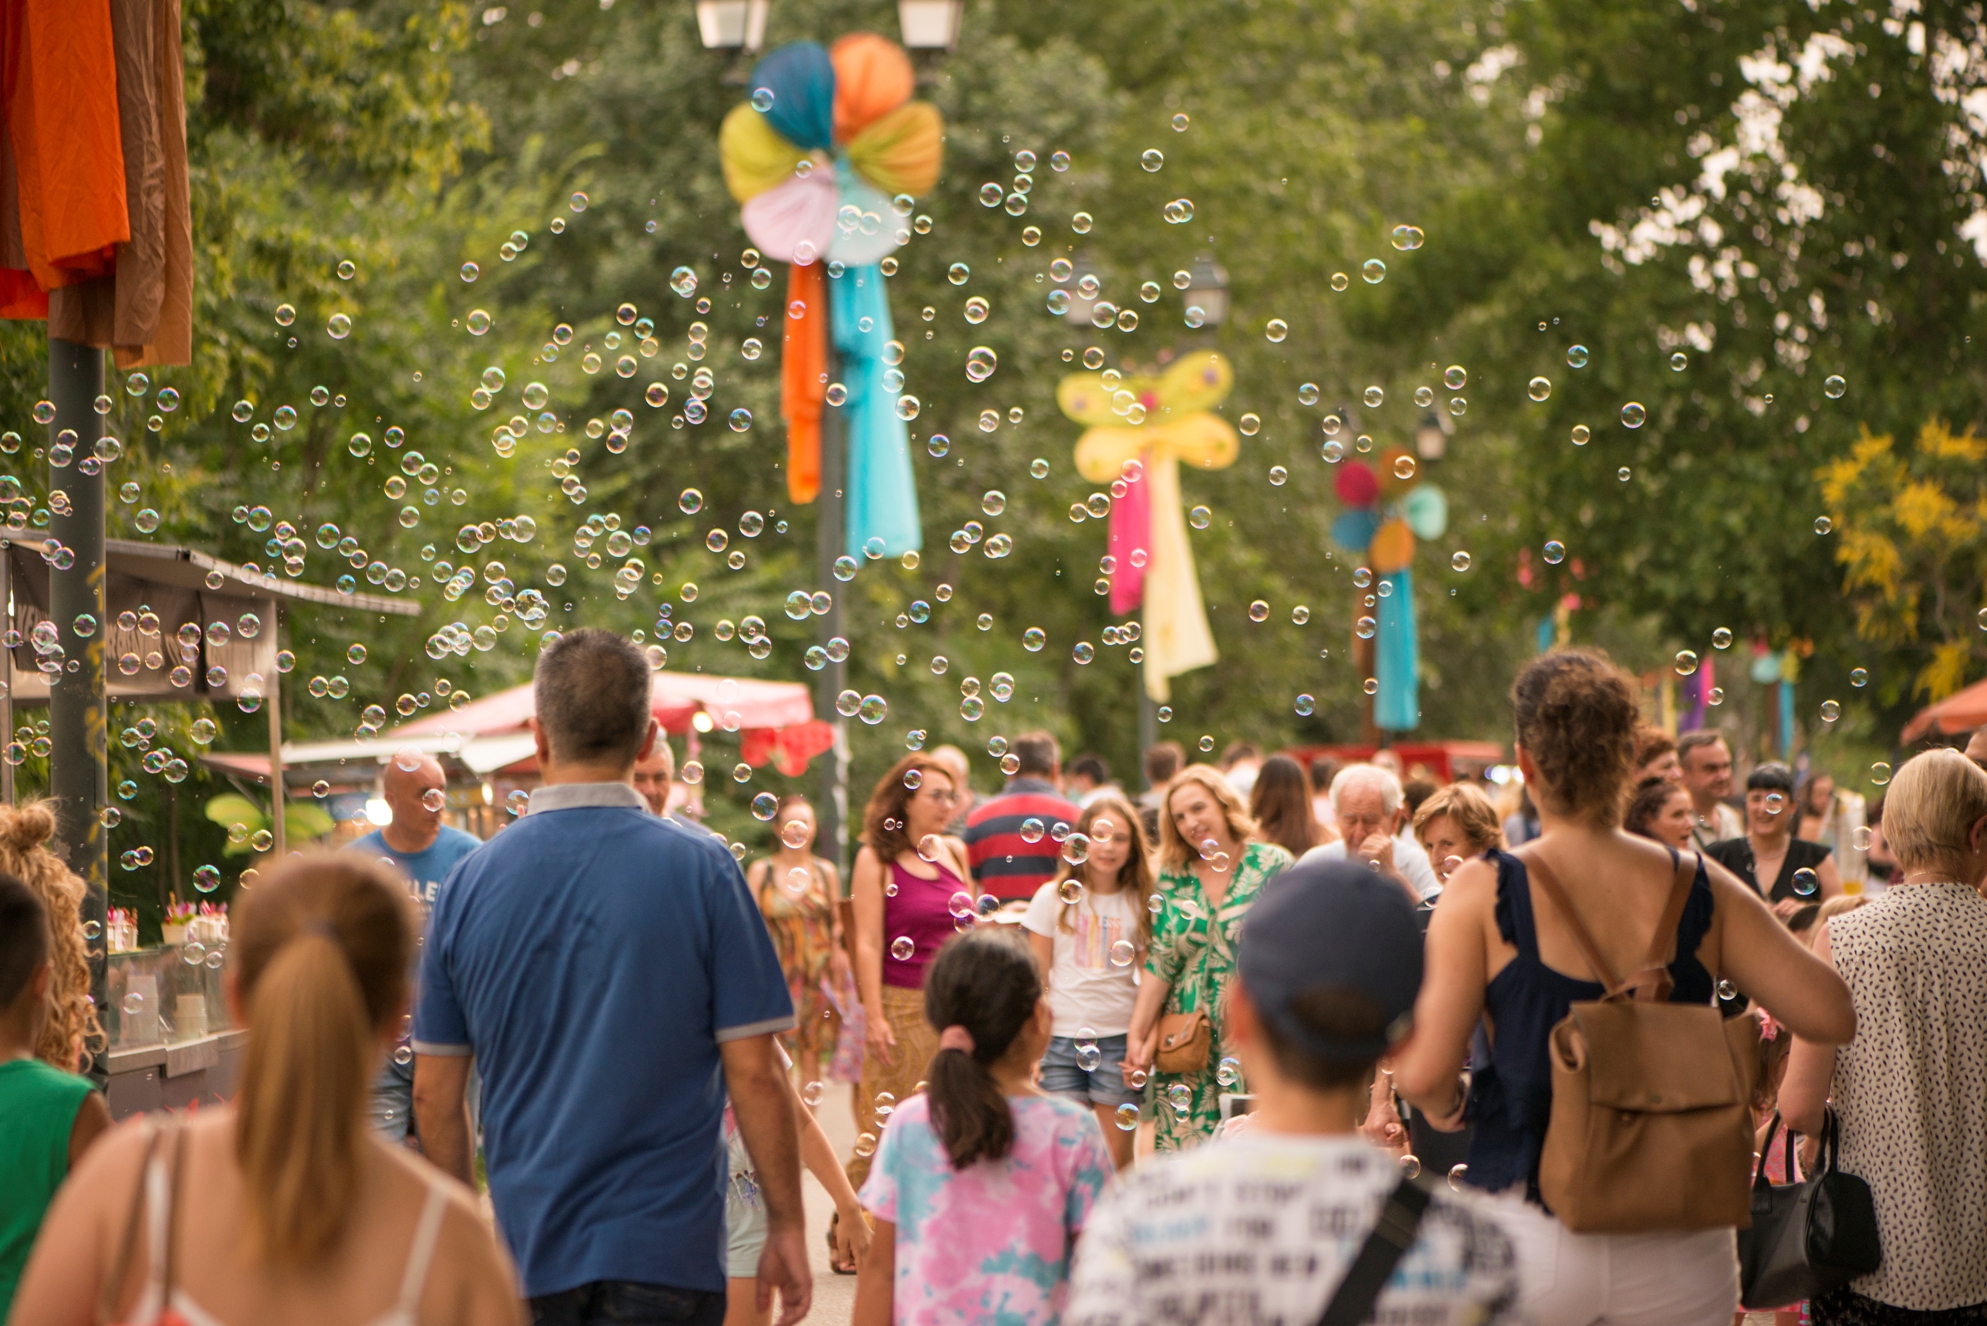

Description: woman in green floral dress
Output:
[1127,765,1294,1150]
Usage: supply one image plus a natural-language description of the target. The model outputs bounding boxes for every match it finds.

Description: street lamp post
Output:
[816,355,849,874]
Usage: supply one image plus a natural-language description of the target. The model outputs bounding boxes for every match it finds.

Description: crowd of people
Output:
[2,628,1985,1326]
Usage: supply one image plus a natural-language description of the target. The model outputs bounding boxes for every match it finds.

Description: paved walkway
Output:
[800,1082,860,1326]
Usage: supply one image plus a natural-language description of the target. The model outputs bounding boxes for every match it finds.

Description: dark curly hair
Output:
[1512,648,1640,826]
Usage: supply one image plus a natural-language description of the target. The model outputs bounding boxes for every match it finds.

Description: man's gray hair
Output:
[534,628,653,765]
[1330,763,1404,815]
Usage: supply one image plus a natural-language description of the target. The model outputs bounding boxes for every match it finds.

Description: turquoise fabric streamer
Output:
[829,261,921,558]
[750,42,835,149]
[1375,569,1418,732]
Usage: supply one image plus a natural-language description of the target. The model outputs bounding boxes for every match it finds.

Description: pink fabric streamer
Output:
[740,170,838,264]
[1108,451,1151,615]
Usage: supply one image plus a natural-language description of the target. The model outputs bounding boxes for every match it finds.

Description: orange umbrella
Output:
[1901,676,1987,742]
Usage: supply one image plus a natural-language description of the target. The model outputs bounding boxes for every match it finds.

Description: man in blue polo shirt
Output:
[412,629,808,1326]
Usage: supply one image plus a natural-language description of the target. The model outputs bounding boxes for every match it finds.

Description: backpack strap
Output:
[1314,1178,1432,1326]
[1619,850,1697,1002]
[1516,847,1626,996]
[1519,846,1697,1002]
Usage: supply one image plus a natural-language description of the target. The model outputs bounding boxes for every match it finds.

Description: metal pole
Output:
[265,601,284,859]
[1137,682,1156,787]
[48,337,107,1054]
[816,344,848,878]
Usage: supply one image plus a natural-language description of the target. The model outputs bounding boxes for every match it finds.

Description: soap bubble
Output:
[1791,868,1820,898]
[1621,401,1647,428]
[1362,259,1386,283]
[1675,650,1699,677]
[889,936,915,961]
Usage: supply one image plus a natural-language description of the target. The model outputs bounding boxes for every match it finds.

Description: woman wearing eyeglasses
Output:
[845,754,970,1193]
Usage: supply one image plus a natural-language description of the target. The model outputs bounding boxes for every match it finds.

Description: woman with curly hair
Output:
[1394,649,1856,1326]
[0,802,102,1072]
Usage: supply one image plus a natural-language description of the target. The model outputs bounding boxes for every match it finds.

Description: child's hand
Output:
[835,1204,875,1266]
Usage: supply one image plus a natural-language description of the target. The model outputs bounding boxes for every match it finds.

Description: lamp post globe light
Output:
[1183,254,1229,329]
[693,0,769,50]
[897,0,964,49]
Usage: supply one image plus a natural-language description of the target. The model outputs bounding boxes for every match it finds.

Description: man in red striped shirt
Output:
[965,731,1082,904]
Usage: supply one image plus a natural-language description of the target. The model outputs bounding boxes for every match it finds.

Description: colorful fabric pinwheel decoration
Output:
[719,35,942,558]
[1058,352,1239,702]
[1328,444,1447,731]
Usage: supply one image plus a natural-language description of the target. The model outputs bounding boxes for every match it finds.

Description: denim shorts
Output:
[724,1176,767,1279]
[1038,1033,1140,1108]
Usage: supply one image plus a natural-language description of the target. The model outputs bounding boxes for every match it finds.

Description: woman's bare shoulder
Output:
[376,1146,527,1324]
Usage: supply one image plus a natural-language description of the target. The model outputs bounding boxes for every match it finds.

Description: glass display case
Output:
[105,943,230,1050]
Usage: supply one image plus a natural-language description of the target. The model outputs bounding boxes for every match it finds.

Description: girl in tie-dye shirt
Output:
[855,933,1115,1326]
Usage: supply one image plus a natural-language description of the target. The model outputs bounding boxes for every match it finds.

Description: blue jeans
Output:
[529,1282,725,1325]
[1038,1033,1140,1108]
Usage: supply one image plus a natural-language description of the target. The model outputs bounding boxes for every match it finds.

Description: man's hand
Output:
[411,1052,475,1184]
[1354,831,1399,877]
[756,1224,813,1326]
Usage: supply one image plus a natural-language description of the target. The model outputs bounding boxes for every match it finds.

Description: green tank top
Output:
[0,1057,93,1317]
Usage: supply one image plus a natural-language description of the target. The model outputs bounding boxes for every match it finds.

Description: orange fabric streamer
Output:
[781,261,826,504]
[0,0,129,299]
[829,33,913,145]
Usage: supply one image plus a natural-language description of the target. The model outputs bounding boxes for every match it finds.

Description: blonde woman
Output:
[1413,782,1506,885]
[1125,765,1294,1150]
[14,855,523,1325]
[1781,748,1987,1325]
[0,801,102,1070]
[1022,794,1157,1168]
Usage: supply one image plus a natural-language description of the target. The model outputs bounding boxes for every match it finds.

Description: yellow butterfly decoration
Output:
[1057,351,1239,702]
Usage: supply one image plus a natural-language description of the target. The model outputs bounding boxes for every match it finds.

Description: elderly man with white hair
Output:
[1296,763,1441,905]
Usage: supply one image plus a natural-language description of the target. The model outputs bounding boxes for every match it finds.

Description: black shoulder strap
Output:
[1315,1178,1432,1326]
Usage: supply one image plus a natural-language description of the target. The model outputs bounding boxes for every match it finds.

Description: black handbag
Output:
[1738,1108,1882,1309]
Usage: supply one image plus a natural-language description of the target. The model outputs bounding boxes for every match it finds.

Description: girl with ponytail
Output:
[851,932,1115,1326]
[12,855,525,1325]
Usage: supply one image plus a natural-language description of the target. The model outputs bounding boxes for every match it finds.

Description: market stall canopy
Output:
[1901,676,1987,743]
[201,731,540,789]
[2,533,415,703]
[394,673,818,739]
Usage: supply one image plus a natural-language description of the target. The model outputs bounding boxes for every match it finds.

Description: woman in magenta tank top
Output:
[846,753,970,1193]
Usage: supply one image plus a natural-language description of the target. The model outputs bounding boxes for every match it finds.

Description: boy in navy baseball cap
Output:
[1065,862,1522,1326]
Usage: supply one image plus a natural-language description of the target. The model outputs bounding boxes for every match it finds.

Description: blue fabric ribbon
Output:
[828,262,921,558]
[750,42,835,149]
[1375,569,1418,732]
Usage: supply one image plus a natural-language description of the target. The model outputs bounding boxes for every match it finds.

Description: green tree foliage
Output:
[7,0,1978,896]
